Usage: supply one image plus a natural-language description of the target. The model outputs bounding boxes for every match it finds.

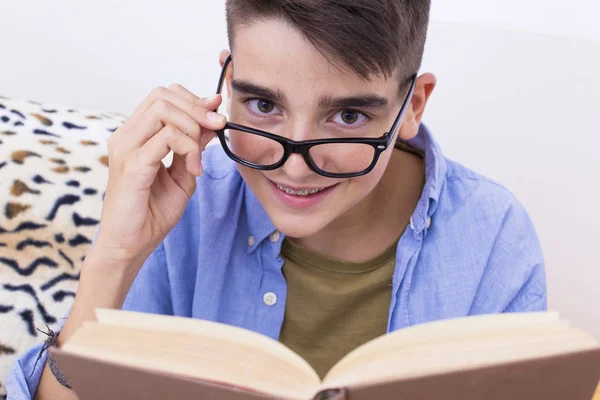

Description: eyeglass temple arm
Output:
[216,55,233,95]
[386,74,418,143]
[212,55,233,116]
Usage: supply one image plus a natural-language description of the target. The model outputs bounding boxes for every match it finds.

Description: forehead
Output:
[231,19,398,101]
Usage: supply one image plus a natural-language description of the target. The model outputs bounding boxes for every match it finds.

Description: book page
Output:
[95,309,319,382]
[325,329,597,388]
[322,313,599,389]
[62,309,322,399]
[325,312,564,380]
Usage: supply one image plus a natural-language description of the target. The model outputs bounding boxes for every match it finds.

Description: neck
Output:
[290,147,425,263]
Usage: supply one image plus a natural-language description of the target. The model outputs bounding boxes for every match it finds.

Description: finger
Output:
[111,89,225,162]
[168,84,225,124]
[127,87,169,123]
[169,152,200,196]
[167,85,219,172]
[168,152,198,198]
[137,124,202,177]
[167,83,201,104]
[129,86,223,126]
[167,84,225,116]
[167,83,224,112]
[198,129,217,151]
[113,87,195,151]
[140,99,202,142]
[134,98,225,147]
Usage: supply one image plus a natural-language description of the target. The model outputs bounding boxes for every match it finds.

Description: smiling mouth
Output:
[275,183,327,196]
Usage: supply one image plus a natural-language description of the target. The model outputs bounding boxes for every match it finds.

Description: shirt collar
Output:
[244,184,278,253]
[243,123,448,249]
[406,123,447,233]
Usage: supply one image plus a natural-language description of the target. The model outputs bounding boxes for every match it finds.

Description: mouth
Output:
[267,179,337,209]
[275,183,327,197]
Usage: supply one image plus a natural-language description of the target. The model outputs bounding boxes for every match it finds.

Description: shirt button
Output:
[248,236,255,246]
[426,218,432,229]
[263,292,277,306]
[269,231,280,242]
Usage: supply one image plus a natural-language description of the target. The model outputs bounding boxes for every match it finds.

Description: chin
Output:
[239,166,372,239]
[268,211,331,239]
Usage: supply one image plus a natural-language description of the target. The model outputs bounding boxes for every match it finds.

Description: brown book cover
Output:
[51,347,600,400]
[341,348,600,400]
[51,349,279,400]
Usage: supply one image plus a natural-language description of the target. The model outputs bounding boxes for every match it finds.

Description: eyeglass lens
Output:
[225,127,376,174]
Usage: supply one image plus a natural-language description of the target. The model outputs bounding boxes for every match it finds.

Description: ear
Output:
[398,73,436,141]
[219,49,230,67]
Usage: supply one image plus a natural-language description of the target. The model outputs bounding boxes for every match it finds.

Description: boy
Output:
[7,0,546,398]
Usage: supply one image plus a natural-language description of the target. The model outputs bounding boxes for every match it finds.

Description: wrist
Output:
[86,235,146,265]
[79,254,140,300]
[84,244,146,276]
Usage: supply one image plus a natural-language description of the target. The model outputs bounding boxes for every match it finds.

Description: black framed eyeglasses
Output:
[214,55,417,178]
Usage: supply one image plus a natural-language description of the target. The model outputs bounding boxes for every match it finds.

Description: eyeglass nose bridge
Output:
[284,141,311,155]
[278,141,320,172]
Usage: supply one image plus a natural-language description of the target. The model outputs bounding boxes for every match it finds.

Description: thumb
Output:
[168,153,199,198]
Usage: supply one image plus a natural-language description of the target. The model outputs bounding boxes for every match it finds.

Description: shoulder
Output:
[418,158,546,313]
[443,159,522,217]
[437,158,541,252]
[435,159,540,246]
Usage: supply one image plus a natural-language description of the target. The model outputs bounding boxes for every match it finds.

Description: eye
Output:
[248,99,279,115]
[341,110,358,124]
[333,109,367,126]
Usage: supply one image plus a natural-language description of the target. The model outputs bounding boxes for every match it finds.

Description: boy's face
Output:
[223,19,418,238]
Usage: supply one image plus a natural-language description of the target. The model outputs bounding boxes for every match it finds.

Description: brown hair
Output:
[226,0,431,83]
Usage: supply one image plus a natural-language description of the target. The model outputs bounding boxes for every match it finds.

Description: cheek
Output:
[347,170,382,196]
[345,147,394,192]
[227,130,284,166]
[236,163,262,192]
[374,146,395,173]
[309,143,376,175]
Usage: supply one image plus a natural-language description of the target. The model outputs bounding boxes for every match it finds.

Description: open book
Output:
[50,309,600,400]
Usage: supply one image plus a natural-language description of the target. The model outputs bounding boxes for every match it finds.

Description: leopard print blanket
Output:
[0,94,123,397]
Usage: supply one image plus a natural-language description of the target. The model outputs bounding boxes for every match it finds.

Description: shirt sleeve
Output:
[121,242,173,314]
[496,199,548,313]
[5,242,172,399]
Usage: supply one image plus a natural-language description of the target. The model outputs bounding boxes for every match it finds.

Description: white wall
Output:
[0,0,230,114]
[422,23,600,338]
[1,1,599,336]
[431,0,600,40]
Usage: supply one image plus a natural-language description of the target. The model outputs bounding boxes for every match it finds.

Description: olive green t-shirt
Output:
[278,238,397,379]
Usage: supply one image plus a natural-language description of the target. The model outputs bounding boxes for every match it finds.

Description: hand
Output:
[92,84,226,267]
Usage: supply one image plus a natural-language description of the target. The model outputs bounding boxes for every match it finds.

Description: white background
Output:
[1,1,599,337]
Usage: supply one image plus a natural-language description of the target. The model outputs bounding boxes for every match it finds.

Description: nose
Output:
[279,152,315,181]
[276,119,319,180]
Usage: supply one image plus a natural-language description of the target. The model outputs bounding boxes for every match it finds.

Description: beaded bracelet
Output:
[29,325,72,389]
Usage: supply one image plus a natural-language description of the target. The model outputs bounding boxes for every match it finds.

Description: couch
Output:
[0,94,123,398]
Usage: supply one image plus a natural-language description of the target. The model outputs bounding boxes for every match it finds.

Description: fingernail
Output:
[207,112,224,122]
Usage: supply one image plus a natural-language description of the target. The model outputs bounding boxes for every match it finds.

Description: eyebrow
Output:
[231,79,389,110]
[318,94,388,109]
[231,80,285,104]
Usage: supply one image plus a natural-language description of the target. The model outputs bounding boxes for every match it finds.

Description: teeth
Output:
[276,183,325,196]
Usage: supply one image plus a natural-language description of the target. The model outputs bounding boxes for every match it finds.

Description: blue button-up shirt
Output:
[7,124,546,398]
